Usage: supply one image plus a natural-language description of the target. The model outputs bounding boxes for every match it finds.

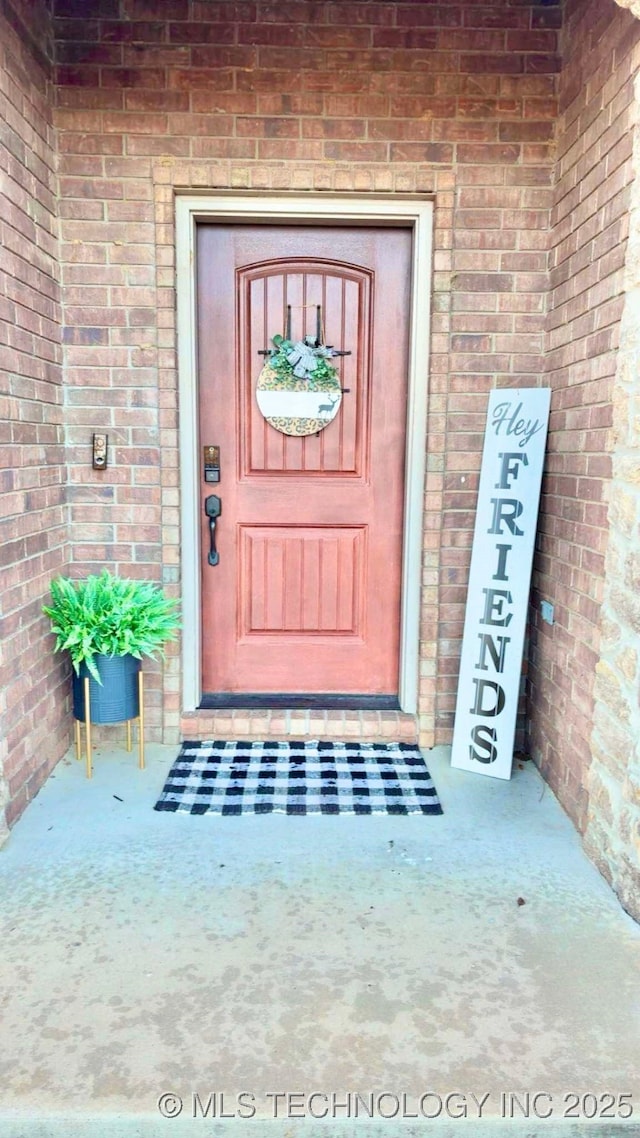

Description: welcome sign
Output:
[451,388,551,781]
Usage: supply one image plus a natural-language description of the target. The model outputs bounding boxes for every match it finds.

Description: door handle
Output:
[204,494,221,566]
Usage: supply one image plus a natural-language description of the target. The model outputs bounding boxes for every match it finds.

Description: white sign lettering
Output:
[451,388,551,780]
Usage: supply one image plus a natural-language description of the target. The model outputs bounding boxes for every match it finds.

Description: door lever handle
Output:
[204,494,221,566]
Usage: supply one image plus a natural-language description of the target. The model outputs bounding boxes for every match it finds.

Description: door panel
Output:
[240,525,366,636]
[197,224,411,696]
[240,263,368,476]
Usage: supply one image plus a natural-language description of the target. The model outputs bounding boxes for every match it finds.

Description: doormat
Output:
[154,740,443,816]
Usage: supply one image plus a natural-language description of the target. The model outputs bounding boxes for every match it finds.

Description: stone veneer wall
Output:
[0,0,71,833]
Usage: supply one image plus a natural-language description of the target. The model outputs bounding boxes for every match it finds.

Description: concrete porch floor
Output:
[0,743,638,1138]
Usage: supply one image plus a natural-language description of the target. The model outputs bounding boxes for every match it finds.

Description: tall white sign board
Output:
[451,389,551,781]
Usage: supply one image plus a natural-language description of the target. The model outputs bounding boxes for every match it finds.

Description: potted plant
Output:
[43,569,180,724]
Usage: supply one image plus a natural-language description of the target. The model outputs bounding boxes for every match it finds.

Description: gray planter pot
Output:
[72,653,141,724]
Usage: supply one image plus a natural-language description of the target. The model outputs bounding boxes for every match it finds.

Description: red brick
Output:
[125,0,188,16]
[327,3,394,25]
[191,45,257,68]
[528,0,634,844]
[100,67,167,88]
[460,53,524,74]
[324,140,388,162]
[532,7,563,29]
[54,17,101,40]
[191,137,256,159]
[238,68,312,92]
[100,20,167,42]
[103,111,167,133]
[456,97,515,119]
[125,90,189,111]
[389,95,456,119]
[451,334,492,353]
[59,177,124,199]
[367,72,437,95]
[439,29,506,52]
[454,272,514,293]
[167,113,234,137]
[258,93,324,115]
[499,121,554,142]
[169,21,236,44]
[525,54,562,74]
[4,0,629,869]
[56,43,121,65]
[191,1,256,18]
[390,142,454,163]
[506,30,559,52]
[256,45,324,69]
[523,97,558,120]
[463,7,530,28]
[121,44,190,66]
[305,26,372,48]
[58,133,123,155]
[0,0,72,831]
[57,87,123,109]
[192,91,257,113]
[501,74,556,96]
[457,142,521,163]
[256,139,323,160]
[168,68,235,91]
[372,28,438,49]
[236,116,300,139]
[433,120,498,142]
[302,118,367,140]
[396,5,462,26]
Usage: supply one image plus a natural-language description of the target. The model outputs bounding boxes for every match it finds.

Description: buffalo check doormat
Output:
[154,740,443,816]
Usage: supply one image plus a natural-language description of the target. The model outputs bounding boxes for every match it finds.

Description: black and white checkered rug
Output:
[154,740,443,816]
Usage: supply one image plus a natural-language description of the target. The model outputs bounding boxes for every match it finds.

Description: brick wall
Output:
[583,1,640,920]
[0,0,70,831]
[52,0,560,745]
[527,0,640,833]
[3,0,639,912]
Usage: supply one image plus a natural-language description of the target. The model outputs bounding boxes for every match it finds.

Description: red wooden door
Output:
[197,224,411,698]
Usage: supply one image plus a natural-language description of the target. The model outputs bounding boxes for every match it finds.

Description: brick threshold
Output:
[181,708,418,743]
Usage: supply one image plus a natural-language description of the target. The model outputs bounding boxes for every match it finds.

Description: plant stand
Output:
[74,669,145,779]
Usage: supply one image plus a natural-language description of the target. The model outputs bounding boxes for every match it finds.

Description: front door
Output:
[196,224,411,700]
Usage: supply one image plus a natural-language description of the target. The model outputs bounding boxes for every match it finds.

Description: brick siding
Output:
[528,0,640,832]
[582,0,640,918]
[1,0,638,901]
[0,0,70,830]
[51,0,559,749]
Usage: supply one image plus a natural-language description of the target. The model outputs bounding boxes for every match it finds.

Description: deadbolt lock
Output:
[203,445,220,483]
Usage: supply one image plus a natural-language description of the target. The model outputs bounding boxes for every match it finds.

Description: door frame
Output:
[176,193,433,714]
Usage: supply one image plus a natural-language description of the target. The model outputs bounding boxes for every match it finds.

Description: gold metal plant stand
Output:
[74,669,145,779]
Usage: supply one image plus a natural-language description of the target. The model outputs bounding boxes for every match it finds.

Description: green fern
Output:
[43,570,180,683]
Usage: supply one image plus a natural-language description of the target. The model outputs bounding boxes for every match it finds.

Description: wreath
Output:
[266,333,340,389]
[256,333,343,437]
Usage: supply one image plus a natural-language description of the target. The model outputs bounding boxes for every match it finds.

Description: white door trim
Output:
[175,193,433,714]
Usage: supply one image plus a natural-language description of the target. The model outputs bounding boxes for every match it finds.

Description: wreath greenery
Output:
[266,333,340,392]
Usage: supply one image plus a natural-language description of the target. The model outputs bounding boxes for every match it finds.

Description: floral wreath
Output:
[255,329,343,437]
[265,333,340,390]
